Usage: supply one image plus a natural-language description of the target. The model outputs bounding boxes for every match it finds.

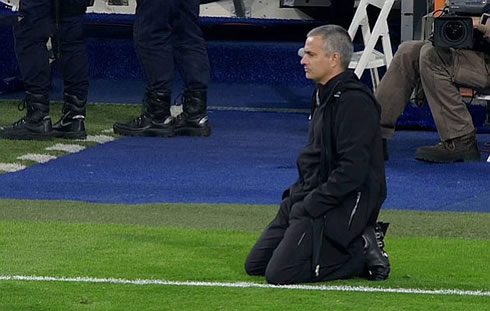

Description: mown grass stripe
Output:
[1,275,489,297]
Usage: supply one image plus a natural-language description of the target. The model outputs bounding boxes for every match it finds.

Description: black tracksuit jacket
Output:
[287,70,387,262]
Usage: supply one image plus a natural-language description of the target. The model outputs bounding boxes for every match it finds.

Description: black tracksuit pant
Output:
[14,0,89,99]
[133,0,210,94]
[245,198,366,285]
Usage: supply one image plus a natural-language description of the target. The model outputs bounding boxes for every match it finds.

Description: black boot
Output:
[415,131,480,163]
[52,93,87,139]
[113,91,175,137]
[362,222,390,281]
[174,90,211,137]
[0,92,52,140]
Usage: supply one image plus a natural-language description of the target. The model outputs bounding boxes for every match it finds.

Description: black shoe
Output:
[415,132,480,163]
[113,113,175,137]
[52,94,87,139]
[52,116,86,139]
[174,113,211,137]
[174,90,211,137]
[382,138,389,161]
[0,116,52,140]
[362,222,390,281]
[113,91,175,137]
[0,92,52,141]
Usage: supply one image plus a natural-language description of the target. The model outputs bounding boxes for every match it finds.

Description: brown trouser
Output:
[376,40,490,141]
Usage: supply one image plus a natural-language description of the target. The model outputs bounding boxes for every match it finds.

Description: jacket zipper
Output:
[313,216,325,278]
[348,191,362,228]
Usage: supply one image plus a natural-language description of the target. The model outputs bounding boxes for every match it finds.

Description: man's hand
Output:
[289,202,310,220]
[475,15,490,39]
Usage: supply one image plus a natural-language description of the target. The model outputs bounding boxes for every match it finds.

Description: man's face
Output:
[300,35,336,85]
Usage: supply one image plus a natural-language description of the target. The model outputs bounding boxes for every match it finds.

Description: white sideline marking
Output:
[1,132,115,173]
[0,163,26,172]
[82,135,115,144]
[0,275,489,297]
[17,153,57,163]
[46,143,86,153]
[101,128,114,134]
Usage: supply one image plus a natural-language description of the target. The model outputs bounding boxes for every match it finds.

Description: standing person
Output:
[377,15,490,163]
[113,0,211,137]
[244,25,390,285]
[0,0,91,140]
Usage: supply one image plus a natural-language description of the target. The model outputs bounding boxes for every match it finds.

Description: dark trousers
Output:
[245,199,366,285]
[133,0,210,94]
[14,0,89,99]
[376,41,490,141]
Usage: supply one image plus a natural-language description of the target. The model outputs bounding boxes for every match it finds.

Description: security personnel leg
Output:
[0,92,52,140]
[113,91,175,137]
[174,90,211,136]
[52,93,87,139]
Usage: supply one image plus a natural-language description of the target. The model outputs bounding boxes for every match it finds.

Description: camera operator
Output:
[0,0,92,140]
[376,11,490,163]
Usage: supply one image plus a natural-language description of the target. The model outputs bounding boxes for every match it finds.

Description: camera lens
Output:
[444,21,465,42]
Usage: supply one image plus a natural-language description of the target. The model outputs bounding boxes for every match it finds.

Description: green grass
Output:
[1,221,489,289]
[2,281,487,311]
[0,100,138,165]
[0,200,489,238]
[0,200,489,310]
[1,100,489,309]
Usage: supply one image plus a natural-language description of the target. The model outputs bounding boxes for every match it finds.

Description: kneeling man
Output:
[245,25,390,285]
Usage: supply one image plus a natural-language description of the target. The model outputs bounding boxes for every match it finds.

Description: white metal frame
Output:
[347,0,395,91]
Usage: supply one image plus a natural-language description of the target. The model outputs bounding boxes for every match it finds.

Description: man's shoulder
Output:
[334,79,379,116]
[334,72,374,97]
[337,80,375,103]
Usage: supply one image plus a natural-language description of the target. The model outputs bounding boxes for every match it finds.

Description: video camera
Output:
[448,0,489,15]
[433,1,489,49]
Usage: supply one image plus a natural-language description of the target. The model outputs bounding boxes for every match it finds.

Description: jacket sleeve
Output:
[303,91,380,218]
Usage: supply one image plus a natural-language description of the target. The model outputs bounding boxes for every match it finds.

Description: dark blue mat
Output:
[0,79,313,110]
[0,111,306,205]
[385,131,490,212]
[0,110,489,213]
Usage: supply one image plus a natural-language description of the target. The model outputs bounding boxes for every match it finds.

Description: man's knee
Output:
[244,257,265,276]
[265,263,311,285]
[264,265,290,285]
[384,44,420,81]
[264,271,282,285]
[419,43,437,66]
[393,41,424,63]
[419,43,451,73]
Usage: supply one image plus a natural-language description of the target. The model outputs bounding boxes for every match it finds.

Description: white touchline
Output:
[2,133,116,173]
[0,275,489,297]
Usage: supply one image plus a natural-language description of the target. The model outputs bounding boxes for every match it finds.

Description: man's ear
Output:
[331,52,341,67]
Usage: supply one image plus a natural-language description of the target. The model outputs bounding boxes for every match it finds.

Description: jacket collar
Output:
[317,70,356,104]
